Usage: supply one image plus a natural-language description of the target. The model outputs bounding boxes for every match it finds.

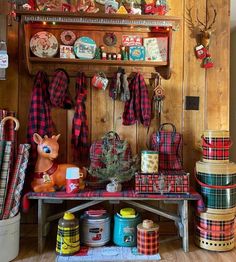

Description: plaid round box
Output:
[202,130,231,163]
[137,220,159,255]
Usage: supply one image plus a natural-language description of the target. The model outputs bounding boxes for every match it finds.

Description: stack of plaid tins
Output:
[195,130,236,251]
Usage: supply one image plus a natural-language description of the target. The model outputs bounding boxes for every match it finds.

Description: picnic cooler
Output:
[195,161,236,214]
[195,212,235,251]
[201,130,232,163]
[135,171,189,194]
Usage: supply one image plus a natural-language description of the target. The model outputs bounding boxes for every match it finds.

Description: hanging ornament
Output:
[202,53,214,69]
[195,44,207,59]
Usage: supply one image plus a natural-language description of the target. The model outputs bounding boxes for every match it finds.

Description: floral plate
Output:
[30,31,58,58]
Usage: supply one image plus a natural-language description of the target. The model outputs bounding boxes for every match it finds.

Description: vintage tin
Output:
[196,161,236,213]
[135,171,189,194]
[141,150,159,173]
[137,220,159,255]
[80,211,110,247]
[113,208,141,247]
[56,212,80,256]
[202,130,231,163]
[195,212,235,251]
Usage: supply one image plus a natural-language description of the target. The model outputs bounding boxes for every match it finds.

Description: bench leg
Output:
[181,200,189,252]
[38,199,46,253]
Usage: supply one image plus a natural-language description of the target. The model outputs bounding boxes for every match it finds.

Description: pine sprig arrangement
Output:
[89,139,139,183]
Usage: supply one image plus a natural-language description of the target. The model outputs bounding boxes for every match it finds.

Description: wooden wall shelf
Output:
[16,11,181,79]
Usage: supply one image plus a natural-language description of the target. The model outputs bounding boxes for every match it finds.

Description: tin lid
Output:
[63,212,75,220]
[141,150,159,154]
[137,219,159,231]
[203,130,229,138]
[196,161,236,174]
[120,208,136,218]
[66,167,80,179]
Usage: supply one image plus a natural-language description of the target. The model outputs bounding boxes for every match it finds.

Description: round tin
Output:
[141,150,159,173]
[80,212,110,247]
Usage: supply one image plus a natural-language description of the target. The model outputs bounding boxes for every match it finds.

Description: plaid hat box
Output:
[201,130,232,163]
[135,171,189,194]
[195,212,235,251]
[195,161,236,214]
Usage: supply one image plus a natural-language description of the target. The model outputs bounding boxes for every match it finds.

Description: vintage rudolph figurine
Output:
[31,133,86,192]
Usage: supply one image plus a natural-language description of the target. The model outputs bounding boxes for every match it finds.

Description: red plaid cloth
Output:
[71,72,89,161]
[48,69,73,109]
[27,71,53,165]
[123,73,151,127]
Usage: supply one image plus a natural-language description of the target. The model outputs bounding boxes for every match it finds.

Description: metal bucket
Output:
[202,130,231,163]
[141,150,159,173]
[80,212,110,247]
[195,212,235,251]
[196,161,236,214]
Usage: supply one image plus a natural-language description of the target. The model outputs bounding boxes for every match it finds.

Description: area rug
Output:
[56,246,161,261]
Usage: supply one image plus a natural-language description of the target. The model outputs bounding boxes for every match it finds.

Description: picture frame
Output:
[143,37,168,62]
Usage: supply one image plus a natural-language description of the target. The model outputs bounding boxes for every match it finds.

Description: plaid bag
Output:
[150,123,183,170]
[89,131,132,169]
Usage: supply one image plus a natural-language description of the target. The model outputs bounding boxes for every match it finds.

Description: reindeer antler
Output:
[206,8,217,31]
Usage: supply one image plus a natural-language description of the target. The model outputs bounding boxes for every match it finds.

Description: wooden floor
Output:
[13,236,236,262]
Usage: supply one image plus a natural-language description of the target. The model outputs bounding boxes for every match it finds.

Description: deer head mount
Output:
[186,6,217,48]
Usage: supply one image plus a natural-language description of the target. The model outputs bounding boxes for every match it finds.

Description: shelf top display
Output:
[16,11,181,29]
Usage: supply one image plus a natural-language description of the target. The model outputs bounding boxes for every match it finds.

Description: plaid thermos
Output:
[56,212,80,255]
[137,220,159,255]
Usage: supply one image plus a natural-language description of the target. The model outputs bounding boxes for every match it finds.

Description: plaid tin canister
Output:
[196,161,236,213]
[137,220,159,255]
[202,130,232,163]
[195,212,235,251]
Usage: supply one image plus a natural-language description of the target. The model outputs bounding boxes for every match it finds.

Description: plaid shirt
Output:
[71,72,89,161]
[123,73,151,127]
[48,69,74,109]
[27,71,53,165]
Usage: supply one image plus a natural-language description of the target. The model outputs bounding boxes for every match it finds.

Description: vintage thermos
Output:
[56,212,80,255]
[137,219,159,255]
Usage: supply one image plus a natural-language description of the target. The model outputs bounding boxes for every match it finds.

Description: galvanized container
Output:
[80,212,110,247]
[141,150,159,173]
[113,208,141,247]
[196,161,236,214]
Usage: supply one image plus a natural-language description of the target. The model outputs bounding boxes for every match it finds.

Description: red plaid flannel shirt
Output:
[123,73,151,127]
[71,72,89,161]
[48,69,73,109]
[27,71,53,165]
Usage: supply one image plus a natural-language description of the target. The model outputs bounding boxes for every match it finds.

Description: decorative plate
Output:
[30,31,58,58]
[73,37,97,60]
[60,30,76,45]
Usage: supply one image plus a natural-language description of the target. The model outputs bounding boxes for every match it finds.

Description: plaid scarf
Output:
[123,73,151,127]
[71,72,89,161]
[27,71,53,165]
[48,69,74,109]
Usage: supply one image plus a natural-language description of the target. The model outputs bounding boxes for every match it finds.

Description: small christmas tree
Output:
[89,137,139,191]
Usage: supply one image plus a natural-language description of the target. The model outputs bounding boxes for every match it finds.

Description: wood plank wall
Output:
[0,0,230,226]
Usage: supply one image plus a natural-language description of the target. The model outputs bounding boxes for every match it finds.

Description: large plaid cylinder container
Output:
[135,171,189,194]
[137,220,159,255]
[150,123,183,170]
[202,130,231,163]
[196,161,236,214]
[195,212,235,251]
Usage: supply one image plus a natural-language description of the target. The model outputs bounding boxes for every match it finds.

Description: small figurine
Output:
[130,1,142,15]
[105,0,119,13]
[94,47,101,59]
[121,46,128,60]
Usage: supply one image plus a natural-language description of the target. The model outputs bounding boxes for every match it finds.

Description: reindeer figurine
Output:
[31,133,86,192]
[186,6,217,48]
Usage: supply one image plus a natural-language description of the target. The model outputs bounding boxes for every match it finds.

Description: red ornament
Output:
[202,54,214,69]
[195,45,207,59]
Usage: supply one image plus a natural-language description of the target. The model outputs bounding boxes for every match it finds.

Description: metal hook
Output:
[1,116,20,131]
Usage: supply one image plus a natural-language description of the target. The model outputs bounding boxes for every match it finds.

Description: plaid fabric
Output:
[27,71,53,166]
[6,144,30,219]
[150,123,183,170]
[135,171,189,194]
[197,171,236,186]
[195,225,234,241]
[202,137,231,162]
[195,216,234,232]
[0,141,13,219]
[123,73,151,127]
[197,186,236,210]
[137,228,159,255]
[71,72,89,161]
[48,69,73,109]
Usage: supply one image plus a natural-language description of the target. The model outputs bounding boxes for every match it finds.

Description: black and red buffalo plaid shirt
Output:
[71,72,89,161]
[27,71,53,165]
[123,73,151,127]
[48,69,73,109]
